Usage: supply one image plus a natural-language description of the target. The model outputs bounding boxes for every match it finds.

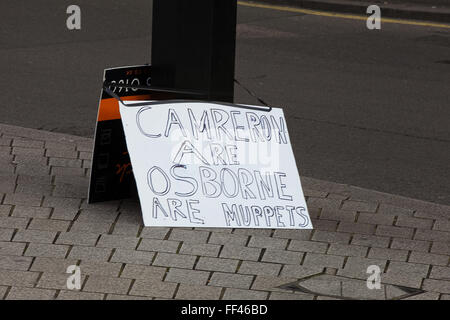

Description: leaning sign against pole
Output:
[89,0,312,230]
[119,100,312,229]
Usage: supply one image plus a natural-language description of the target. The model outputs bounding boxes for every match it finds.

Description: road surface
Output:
[1,0,449,205]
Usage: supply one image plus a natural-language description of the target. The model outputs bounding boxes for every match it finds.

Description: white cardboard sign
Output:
[119,101,312,229]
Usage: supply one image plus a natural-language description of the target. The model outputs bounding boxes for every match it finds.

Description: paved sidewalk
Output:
[0,123,448,300]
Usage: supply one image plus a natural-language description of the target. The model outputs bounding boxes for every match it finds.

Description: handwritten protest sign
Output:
[119,101,312,229]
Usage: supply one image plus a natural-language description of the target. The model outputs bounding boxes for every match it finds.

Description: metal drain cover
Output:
[277,274,425,300]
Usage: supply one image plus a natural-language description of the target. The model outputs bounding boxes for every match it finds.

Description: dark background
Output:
[1,1,449,204]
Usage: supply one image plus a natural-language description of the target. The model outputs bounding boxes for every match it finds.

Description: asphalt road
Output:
[1,1,449,205]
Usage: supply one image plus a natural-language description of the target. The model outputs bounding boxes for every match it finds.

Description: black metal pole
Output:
[151,0,237,103]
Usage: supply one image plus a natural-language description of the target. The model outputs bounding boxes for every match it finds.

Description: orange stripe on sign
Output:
[97,95,153,121]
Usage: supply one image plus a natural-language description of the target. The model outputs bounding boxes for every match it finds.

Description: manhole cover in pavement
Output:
[277,274,425,300]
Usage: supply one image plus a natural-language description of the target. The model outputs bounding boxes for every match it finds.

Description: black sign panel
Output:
[88,65,155,203]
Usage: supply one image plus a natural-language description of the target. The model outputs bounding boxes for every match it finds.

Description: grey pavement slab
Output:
[0,124,449,300]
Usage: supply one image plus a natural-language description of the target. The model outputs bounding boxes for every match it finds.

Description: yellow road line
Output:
[238,1,450,29]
